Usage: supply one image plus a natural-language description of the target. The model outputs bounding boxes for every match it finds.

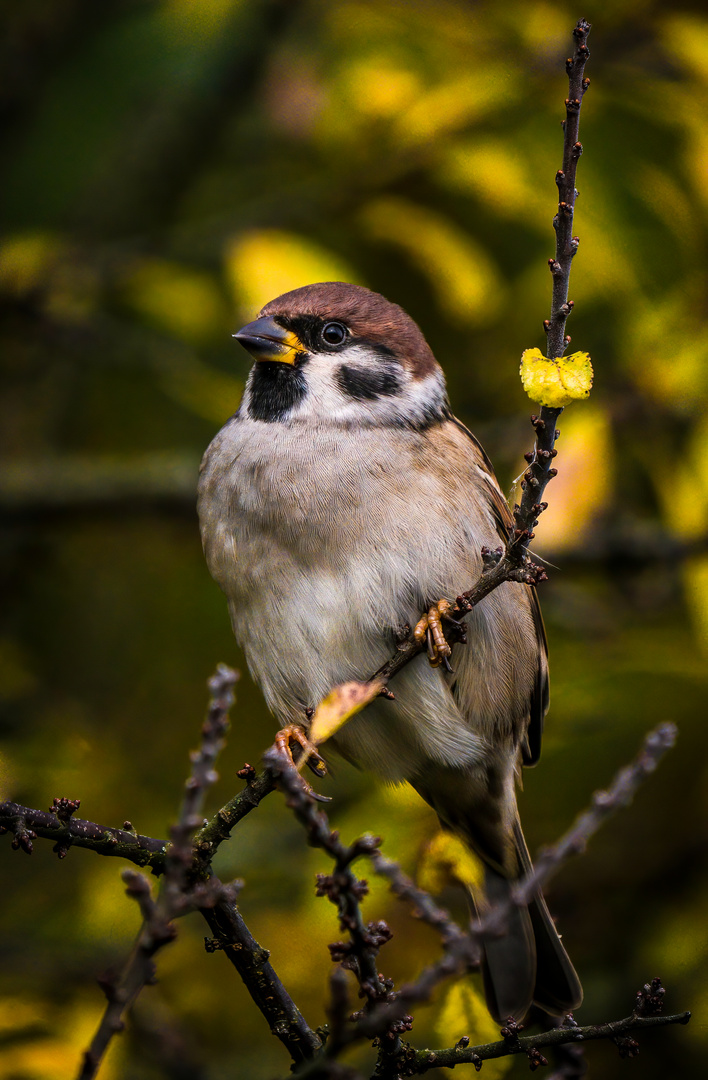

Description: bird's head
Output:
[233,282,448,429]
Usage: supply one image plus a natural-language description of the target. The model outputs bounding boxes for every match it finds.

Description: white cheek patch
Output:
[287,346,448,429]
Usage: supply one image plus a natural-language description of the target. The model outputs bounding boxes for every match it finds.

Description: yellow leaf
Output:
[520,347,593,407]
[308,680,384,745]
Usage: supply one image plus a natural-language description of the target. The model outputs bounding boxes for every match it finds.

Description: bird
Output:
[197,281,582,1023]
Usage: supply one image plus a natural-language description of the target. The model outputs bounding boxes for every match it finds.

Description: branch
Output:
[279,722,679,1078]
[545,19,591,360]
[200,891,323,1061]
[78,666,246,1080]
[0,763,275,879]
[353,21,593,697]
[191,764,276,872]
[398,1009,691,1075]
[0,675,312,1067]
[0,800,167,871]
[263,742,391,1017]
[512,722,677,908]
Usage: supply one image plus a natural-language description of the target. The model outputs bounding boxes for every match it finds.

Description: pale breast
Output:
[198,413,540,779]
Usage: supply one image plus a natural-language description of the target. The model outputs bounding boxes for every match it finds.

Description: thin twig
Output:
[284,722,679,1078]
[512,722,677,909]
[263,742,391,1011]
[78,871,179,1080]
[201,891,323,1061]
[0,764,277,876]
[78,666,241,1080]
[353,22,593,698]
[394,1010,690,1076]
[545,19,592,359]
[0,801,168,871]
[0,688,312,1067]
[191,766,276,873]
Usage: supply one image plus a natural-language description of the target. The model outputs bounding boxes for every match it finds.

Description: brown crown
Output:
[259,282,438,379]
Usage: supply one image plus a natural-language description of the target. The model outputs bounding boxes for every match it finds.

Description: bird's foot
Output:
[413,599,464,671]
[273,724,331,802]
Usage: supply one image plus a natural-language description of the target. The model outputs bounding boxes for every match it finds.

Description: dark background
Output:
[1,1,707,1077]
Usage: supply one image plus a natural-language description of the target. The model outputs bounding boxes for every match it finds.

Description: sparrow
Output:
[197,281,582,1023]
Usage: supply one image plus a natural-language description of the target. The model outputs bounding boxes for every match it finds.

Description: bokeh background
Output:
[2,1,708,1077]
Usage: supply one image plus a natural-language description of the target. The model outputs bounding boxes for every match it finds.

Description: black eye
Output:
[321,321,347,346]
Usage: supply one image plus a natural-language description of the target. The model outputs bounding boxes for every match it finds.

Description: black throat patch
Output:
[247,361,308,422]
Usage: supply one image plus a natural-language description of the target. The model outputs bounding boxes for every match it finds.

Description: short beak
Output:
[232,316,302,365]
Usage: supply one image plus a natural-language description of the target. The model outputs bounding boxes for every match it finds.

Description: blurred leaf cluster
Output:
[2,1,708,1077]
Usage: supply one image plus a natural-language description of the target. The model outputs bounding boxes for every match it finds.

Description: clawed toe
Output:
[273,724,331,801]
[414,599,456,672]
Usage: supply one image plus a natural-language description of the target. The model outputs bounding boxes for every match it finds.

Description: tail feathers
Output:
[528,891,583,1015]
[513,818,583,1017]
[472,858,582,1024]
[474,867,536,1024]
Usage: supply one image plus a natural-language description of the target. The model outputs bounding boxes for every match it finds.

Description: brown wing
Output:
[447,413,549,767]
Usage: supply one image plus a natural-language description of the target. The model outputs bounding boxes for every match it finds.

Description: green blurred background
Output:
[2,1,707,1076]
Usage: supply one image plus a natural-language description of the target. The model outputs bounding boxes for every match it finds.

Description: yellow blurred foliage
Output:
[0,995,121,1080]
[418,829,484,894]
[654,413,708,539]
[341,58,421,118]
[153,352,243,423]
[225,230,359,318]
[638,164,697,249]
[0,232,64,295]
[79,860,143,946]
[662,14,708,84]
[435,982,512,1078]
[360,197,502,324]
[0,233,99,323]
[394,68,514,147]
[532,405,613,554]
[122,259,230,346]
[625,290,708,409]
[438,138,548,224]
[683,556,708,653]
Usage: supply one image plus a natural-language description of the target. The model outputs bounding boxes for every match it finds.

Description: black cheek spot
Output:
[335,364,402,401]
